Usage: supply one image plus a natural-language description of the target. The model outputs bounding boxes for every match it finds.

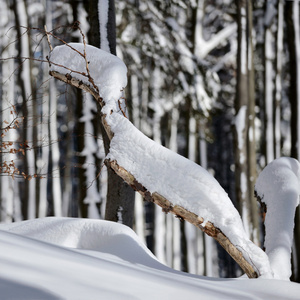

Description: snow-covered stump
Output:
[255,157,300,280]
[48,42,273,279]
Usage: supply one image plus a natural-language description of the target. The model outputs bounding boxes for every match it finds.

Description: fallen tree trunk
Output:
[49,70,258,278]
[106,159,258,278]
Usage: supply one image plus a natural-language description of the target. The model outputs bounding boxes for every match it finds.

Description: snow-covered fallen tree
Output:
[48,42,299,280]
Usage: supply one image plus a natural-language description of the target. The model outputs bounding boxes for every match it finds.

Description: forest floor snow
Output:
[0,217,299,300]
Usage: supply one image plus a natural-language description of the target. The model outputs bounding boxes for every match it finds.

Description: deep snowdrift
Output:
[0,217,299,300]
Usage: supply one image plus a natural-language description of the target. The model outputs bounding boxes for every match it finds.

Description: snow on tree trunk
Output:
[98,0,110,53]
[134,192,146,244]
[80,94,101,219]
[98,0,116,55]
[49,80,62,217]
[255,157,300,280]
[75,2,101,219]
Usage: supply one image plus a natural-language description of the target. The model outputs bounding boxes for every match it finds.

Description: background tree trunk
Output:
[234,0,259,244]
[286,0,300,282]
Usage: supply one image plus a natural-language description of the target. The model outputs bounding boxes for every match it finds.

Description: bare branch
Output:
[44,25,53,51]
[49,71,102,106]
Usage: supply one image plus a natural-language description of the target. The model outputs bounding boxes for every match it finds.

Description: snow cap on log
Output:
[49,43,127,114]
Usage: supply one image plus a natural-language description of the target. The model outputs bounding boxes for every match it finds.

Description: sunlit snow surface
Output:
[255,157,300,280]
[0,217,300,300]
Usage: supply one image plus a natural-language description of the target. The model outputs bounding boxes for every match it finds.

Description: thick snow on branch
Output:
[49,43,272,278]
[255,157,300,280]
[106,112,272,278]
[49,43,127,115]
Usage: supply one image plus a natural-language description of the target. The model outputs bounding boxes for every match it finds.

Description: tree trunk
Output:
[86,0,135,227]
[234,0,259,244]
[13,0,37,219]
[274,0,284,159]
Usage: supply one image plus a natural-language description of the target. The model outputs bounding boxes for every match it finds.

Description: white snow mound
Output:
[0,217,299,300]
[0,217,165,269]
[255,157,300,280]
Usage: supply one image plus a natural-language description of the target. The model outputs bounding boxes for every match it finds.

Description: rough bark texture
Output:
[49,70,258,278]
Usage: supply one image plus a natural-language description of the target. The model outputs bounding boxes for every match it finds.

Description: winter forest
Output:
[1,0,300,285]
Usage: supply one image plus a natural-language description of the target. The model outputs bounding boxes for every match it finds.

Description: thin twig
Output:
[75,22,99,93]
[118,99,128,118]
[86,163,105,190]
[44,25,53,51]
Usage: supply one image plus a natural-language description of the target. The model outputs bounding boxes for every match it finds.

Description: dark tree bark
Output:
[86,0,135,228]
[286,2,298,160]
[286,0,300,282]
